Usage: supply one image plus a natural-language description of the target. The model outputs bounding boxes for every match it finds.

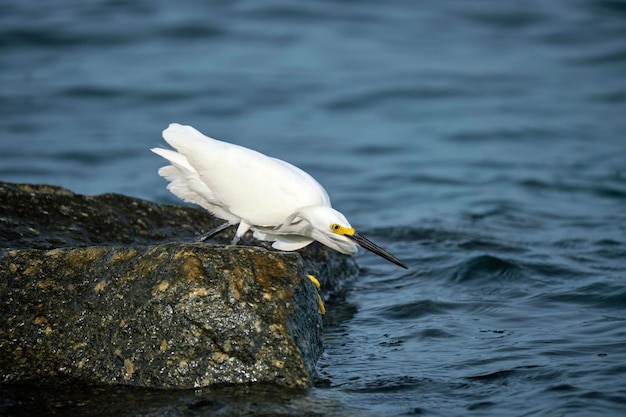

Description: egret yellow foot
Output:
[307,275,321,289]
[307,275,326,315]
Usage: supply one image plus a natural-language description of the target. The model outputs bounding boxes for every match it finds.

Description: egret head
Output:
[297,206,408,269]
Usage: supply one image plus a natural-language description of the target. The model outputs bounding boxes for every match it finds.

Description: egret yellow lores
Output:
[151,123,408,269]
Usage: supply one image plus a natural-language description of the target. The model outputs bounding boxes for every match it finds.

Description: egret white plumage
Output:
[151,123,407,269]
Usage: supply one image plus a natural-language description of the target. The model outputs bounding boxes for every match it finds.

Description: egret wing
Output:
[253,229,314,251]
[162,124,330,227]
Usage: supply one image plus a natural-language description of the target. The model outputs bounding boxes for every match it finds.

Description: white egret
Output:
[151,123,408,270]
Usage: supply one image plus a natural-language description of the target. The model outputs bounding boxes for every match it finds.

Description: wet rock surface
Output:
[0,182,357,389]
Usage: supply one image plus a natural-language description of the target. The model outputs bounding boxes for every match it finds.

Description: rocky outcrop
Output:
[0,182,357,389]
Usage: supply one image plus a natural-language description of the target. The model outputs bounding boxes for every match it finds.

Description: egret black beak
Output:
[346,231,408,269]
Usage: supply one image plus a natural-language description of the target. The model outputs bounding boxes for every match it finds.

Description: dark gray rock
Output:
[0,182,224,249]
[0,182,357,389]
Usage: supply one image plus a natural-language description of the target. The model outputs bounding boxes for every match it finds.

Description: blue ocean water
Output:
[2,0,626,415]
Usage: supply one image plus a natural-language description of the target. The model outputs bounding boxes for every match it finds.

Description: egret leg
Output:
[307,275,325,315]
[196,222,232,242]
[232,221,251,245]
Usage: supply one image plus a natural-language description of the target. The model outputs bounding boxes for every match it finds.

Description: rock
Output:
[0,182,357,389]
[0,244,320,389]
[0,182,224,249]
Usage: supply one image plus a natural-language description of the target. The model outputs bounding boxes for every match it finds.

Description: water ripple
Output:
[342,375,425,393]
[377,299,460,321]
[324,84,468,112]
[0,27,128,48]
[445,255,526,284]
[538,281,626,310]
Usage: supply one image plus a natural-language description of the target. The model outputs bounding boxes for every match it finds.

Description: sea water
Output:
[1,1,625,415]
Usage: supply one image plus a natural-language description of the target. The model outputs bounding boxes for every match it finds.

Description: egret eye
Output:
[331,224,341,232]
